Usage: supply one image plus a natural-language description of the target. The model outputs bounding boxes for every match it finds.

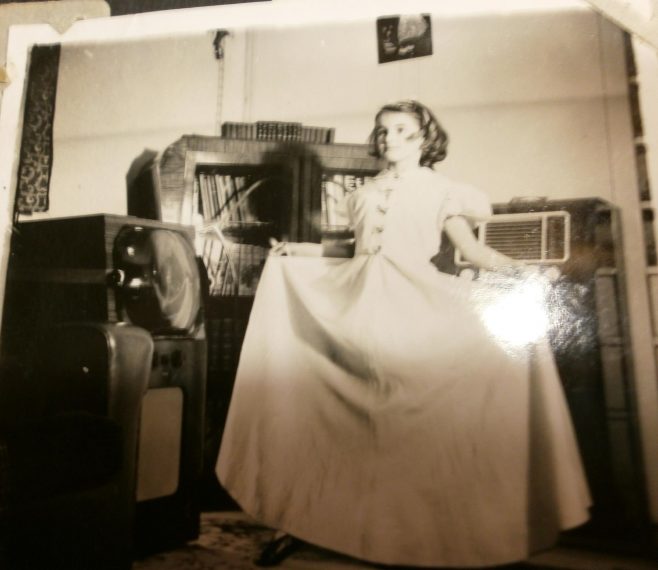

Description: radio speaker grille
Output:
[458,211,570,264]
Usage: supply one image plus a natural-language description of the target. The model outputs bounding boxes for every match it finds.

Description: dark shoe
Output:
[255,534,301,567]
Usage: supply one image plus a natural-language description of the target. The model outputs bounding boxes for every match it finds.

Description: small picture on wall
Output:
[376,14,432,63]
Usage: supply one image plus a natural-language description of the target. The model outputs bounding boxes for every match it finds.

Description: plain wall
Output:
[44,33,220,218]
[41,8,632,219]
[238,10,630,202]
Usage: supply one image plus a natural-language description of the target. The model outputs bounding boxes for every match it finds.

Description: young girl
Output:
[216,100,591,568]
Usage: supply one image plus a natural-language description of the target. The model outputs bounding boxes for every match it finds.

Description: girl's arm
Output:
[444,216,524,271]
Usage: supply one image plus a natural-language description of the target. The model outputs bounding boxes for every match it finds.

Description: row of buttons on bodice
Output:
[359,185,394,255]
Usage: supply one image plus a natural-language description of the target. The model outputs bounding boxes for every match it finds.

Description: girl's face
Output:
[375,111,424,166]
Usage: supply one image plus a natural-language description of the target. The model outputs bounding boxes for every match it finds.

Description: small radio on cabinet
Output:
[436,197,615,281]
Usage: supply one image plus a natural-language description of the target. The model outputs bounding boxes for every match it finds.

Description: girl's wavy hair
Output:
[368,100,449,166]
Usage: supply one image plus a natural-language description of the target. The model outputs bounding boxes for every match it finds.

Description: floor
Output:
[522,549,657,570]
[133,511,658,570]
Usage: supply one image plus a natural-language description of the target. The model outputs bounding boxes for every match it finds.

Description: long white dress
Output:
[216,166,591,568]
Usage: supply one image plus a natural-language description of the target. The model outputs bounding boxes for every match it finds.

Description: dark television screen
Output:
[114,227,201,334]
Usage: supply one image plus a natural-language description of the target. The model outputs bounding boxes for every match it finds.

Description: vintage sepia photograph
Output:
[1,1,658,569]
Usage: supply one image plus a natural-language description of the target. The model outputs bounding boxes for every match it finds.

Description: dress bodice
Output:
[339,167,491,265]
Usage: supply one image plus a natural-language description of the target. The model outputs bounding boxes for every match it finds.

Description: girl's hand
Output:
[494,264,525,278]
[494,264,540,280]
[269,238,291,256]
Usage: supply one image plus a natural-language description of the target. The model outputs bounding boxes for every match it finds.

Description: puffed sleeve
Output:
[439,183,492,228]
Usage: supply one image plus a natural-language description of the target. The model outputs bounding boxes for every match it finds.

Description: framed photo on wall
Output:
[376,13,432,63]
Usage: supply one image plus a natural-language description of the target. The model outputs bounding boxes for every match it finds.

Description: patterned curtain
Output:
[15,44,61,215]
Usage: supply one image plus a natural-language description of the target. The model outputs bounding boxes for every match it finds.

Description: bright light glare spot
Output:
[481,279,549,347]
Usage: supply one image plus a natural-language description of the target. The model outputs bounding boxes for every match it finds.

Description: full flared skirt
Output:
[217,254,591,568]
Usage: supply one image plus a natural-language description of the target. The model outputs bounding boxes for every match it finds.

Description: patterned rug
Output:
[133,511,373,570]
[132,511,563,570]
